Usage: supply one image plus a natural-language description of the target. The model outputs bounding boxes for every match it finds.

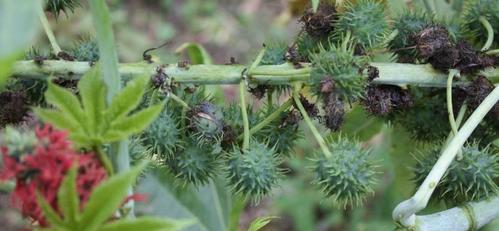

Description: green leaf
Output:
[89,0,121,102]
[45,82,85,126]
[312,0,319,12]
[105,103,164,141]
[247,216,277,231]
[36,192,65,229]
[106,75,149,121]
[175,43,213,65]
[97,217,194,231]
[136,170,232,231]
[79,162,147,231]
[57,167,79,226]
[78,66,106,135]
[0,52,21,90]
[33,108,81,133]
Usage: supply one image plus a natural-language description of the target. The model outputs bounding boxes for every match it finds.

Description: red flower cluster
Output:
[0,125,107,226]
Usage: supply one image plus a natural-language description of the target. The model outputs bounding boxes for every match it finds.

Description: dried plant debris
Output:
[414,25,495,72]
[300,3,336,38]
[321,94,345,131]
[362,85,412,116]
[0,91,29,127]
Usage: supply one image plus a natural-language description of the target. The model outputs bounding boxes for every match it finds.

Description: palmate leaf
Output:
[37,163,192,231]
[34,66,163,148]
[78,66,106,135]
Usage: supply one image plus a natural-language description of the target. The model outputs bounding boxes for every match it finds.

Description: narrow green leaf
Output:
[57,167,79,226]
[89,0,121,103]
[33,108,81,133]
[247,216,278,231]
[44,82,85,126]
[78,66,106,135]
[106,75,149,121]
[36,192,65,229]
[79,162,147,231]
[96,217,194,231]
[105,103,164,141]
[175,43,213,65]
[312,0,320,12]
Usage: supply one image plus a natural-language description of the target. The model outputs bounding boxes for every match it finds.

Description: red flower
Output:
[0,124,108,226]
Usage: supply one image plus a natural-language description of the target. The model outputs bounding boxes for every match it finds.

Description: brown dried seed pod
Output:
[414,25,452,58]
[322,93,345,131]
[466,76,499,120]
[299,3,336,38]
[454,41,495,74]
[362,85,412,116]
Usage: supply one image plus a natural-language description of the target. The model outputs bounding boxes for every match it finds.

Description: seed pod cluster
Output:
[413,144,499,205]
[312,136,378,208]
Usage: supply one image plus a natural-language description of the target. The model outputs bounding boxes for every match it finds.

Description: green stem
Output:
[486,49,499,55]
[149,89,159,107]
[237,98,293,140]
[479,16,494,51]
[292,86,332,158]
[247,47,267,75]
[95,146,114,175]
[38,5,62,54]
[169,93,191,109]
[13,61,487,87]
[239,81,250,150]
[423,0,436,14]
[393,85,499,228]
[446,70,459,136]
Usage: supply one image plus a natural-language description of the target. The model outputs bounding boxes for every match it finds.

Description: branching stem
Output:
[237,98,293,140]
[292,85,332,158]
[169,93,191,109]
[38,5,62,54]
[239,81,250,150]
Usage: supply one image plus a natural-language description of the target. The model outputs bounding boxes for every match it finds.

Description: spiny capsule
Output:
[461,0,499,49]
[333,0,389,50]
[166,139,222,186]
[187,102,224,144]
[45,0,80,18]
[413,144,499,205]
[389,10,432,62]
[226,140,282,202]
[141,109,180,159]
[311,137,378,208]
[309,40,367,102]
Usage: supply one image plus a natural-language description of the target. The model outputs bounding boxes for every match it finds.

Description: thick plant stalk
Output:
[416,196,499,231]
[393,85,499,228]
[11,60,488,87]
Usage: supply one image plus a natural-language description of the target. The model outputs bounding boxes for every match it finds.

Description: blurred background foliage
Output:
[3,0,497,230]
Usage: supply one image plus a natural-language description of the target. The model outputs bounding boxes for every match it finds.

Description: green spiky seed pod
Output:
[312,136,378,208]
[141,109,180,159]
[413,144,499,205]
[71,39,99,62]
[461,0,499,49]
[310,40,368,102]
[334,0,389,50]
[187,102,224,144]
[255,105,302,157]
[45,0,80,18]
[395,88,450,141]
[295,33,329,62]
[389,11,432,62]
[166,139,222,186]
[226,140,282,202]
[261,43,287,65]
